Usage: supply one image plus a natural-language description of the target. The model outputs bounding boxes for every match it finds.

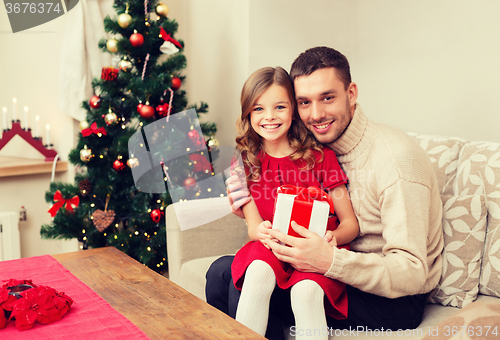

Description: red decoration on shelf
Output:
[101,67,119,81]
[0,121,57,161]
[159,27,182,49]
[81,122,107,137]
[171,77,181,91]
[150,209,164,223]
[47,190,80,217]
[130,32,144,47]
[112,159,126,172]
[139,104,155,119]
[89,95,102,109]
[0,279,73,331]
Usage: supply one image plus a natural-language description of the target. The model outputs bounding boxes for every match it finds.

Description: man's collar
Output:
[329,104,367,156]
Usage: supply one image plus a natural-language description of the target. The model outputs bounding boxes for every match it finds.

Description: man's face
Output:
[294,68,358,147]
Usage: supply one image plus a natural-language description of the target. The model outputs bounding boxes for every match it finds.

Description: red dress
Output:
[231,148,350,319]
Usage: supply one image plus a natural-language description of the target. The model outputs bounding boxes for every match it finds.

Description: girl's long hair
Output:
[235,66,323,181]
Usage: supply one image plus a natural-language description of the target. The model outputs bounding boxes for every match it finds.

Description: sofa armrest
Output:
[166,197,248,284]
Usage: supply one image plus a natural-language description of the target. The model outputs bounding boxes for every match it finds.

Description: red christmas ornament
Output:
[89,95,102,109]
[139,104,155,119]
[189,153,211,172]
[130,32,144,47]
[155,103,170,117]
[136,103,144,113]
[184,177,196,190]
[171,77,182,91]
[112,159,126,171]
[188,129,203,148]
[150,209,164,223]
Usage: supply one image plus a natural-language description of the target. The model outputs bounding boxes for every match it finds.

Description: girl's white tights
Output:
[291,279,328,340]
[236,261,328,339]
[236,260,276,336]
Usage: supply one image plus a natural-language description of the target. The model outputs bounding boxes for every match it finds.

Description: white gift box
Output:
[272,193,330,238]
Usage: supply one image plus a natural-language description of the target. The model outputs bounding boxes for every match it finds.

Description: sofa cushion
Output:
[421,295,500,340]
[455,141,500,298]
[408,133,466,196]
[178,255,225,301]
[428,195,487,308]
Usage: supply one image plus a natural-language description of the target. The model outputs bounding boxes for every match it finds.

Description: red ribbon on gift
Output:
[47,190,80,217]
[81,122,107,137]
[276,184,334,214]
[159,27,182,49]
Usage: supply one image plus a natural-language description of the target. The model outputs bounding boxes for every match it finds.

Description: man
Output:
[206,46,444,339]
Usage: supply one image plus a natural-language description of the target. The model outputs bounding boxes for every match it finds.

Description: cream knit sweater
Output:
[325,105,444,299]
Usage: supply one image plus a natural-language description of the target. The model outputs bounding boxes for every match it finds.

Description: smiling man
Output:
[205,47,444,340]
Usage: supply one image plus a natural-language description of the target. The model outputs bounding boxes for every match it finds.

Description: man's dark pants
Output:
[206,256,427,340]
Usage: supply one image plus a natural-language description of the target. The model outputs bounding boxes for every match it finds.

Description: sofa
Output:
[166,132,500,339]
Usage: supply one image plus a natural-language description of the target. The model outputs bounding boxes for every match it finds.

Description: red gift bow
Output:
[47,190,80,217]
[276,184,334,214]
[81,122,107,137]
[159,27,182,49]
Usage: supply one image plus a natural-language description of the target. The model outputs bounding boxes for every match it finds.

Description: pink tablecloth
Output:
[0,254,150,339]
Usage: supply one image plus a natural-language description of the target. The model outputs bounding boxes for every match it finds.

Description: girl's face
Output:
[250,84,293,150]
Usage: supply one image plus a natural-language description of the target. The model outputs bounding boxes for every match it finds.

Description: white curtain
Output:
[58,0,115,121]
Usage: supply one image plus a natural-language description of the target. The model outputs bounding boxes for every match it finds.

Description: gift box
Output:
[272,184,334,238]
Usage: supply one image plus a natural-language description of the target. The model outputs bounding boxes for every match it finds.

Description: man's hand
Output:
[226,174,251,219]
[265,221,335,274]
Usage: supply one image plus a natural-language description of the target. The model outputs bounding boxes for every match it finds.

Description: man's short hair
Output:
[290,46,352,89]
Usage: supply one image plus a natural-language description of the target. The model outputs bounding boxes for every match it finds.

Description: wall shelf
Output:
[0,156,68,178]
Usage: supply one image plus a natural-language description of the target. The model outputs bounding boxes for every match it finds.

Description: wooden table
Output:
[52,247,265,340]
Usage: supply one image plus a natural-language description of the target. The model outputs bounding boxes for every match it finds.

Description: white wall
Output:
[182,0,500,145]
[0,7,77,258]
[351,0,500,141]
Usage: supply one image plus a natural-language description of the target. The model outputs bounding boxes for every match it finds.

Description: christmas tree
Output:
[41,0,223,274]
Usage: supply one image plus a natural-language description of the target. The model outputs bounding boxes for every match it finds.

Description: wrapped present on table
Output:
[272,184,335,238]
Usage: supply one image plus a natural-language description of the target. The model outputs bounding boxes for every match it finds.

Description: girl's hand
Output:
[256,221,273,249]
[323,231,337,247]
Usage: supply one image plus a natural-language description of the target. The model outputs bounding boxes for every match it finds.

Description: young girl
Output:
[231,66,359,339]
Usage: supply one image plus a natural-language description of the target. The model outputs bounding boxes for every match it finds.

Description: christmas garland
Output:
[0,279,73,331]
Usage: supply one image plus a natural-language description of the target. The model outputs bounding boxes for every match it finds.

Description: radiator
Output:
[0,212,21,261]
